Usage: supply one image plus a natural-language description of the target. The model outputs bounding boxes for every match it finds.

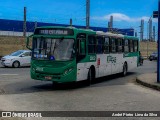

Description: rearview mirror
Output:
[20,55,25,57]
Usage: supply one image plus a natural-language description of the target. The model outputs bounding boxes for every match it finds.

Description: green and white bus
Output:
[26,26,139,84]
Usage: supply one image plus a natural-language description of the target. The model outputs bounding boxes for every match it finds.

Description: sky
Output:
[0,0,158,39]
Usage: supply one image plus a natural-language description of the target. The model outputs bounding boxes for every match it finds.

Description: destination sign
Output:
[35,28,74,35]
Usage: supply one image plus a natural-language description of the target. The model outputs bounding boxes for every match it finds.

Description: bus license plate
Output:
[45,76,52,80]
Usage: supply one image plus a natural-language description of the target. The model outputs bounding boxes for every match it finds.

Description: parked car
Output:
[1,50,31,68]
[149,52,158,61]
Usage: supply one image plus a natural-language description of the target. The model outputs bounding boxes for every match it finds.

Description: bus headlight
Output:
[32,67,36,72]
[64,68,73,75]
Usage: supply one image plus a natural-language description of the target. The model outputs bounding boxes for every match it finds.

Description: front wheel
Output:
[52,81,59,88]
[12,61,20,68]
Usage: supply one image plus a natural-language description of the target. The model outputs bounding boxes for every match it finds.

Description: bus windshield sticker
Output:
[50,56,55,60]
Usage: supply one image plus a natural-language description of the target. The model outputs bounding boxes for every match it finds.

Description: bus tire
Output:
[87,67,95,85]
[52,81,58,88]
[122,63,127,76]
[12,61,20,68]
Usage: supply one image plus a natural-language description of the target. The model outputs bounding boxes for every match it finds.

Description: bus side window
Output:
[104,37,110,54]
[88,36,96,54]
[133,40,138,52]
[117,39,123,53]
[111,38,116,53]
[96,36,104,54]
[124,39,129,53]
[129,40,133,52]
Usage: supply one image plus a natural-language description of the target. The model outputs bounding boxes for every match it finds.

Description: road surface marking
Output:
[0,74,19,76]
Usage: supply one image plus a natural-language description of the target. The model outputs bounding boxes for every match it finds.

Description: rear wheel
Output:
[122,63,127,76]
[87,68,95,85]
[12,61,20,68]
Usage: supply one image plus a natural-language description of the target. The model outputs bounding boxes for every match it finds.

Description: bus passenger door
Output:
[104,37,112,76]
[111,38,124,74]
[76,33,88,81]
[111,54,122,74]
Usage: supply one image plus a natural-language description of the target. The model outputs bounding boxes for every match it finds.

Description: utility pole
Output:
[108,22,110,32]
[135,31,137,37]
[158,0,160,83]
[110,16,113,28]
[153,26,156,42]
[153,1,159,82]
[23,7,27,37]
[140,19,144,41]
[86,0,90,29]
[70,19,72,27]
[108,16,113,32]
[34,21,37,30]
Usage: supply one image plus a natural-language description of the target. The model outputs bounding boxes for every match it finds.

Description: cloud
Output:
[92,13,157,23]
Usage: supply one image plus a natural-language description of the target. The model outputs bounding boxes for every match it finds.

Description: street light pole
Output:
[147,16,152,58]
[147,21,149,58]
[157,0,160,83]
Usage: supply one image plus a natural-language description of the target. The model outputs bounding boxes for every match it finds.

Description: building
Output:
[0,19,134,36]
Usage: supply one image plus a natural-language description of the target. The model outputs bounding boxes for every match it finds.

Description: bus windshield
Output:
[32,38,75,61]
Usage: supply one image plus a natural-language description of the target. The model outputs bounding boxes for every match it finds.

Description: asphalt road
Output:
[0,60,159,120]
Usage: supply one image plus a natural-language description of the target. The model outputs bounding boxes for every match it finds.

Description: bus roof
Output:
[35,26,96,34]
[124,35,139,40]
[35,26,138,40]
[96,31,124,38]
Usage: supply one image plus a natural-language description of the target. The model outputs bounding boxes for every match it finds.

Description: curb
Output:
[136,78,160,91]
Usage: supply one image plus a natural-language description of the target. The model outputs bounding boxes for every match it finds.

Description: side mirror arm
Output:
[26,34,33,50]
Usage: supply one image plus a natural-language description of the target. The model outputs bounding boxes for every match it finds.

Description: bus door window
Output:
[88,35,96,54]
[77,33,86,61]
[79,39,86,55]
[96,36,104,54]
[124,39,129,53]
[104,37,110,54]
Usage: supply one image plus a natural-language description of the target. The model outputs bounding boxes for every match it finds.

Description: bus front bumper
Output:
[30,68,77,83]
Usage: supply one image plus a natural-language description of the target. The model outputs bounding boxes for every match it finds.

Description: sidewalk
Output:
[136,73,160,91]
